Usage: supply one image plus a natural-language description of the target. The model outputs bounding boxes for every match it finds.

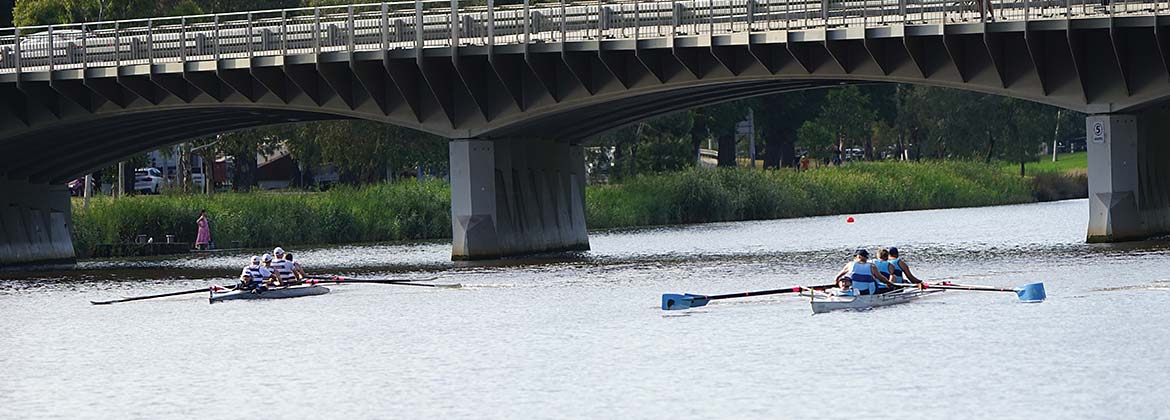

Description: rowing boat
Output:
[209,284,330,303]
[809,287,944,314]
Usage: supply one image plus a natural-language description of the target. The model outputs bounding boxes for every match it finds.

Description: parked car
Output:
[67,177,97,197]
[134,167,163,194]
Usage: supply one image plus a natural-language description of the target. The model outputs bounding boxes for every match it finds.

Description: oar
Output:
[306,276,460,288]
[91,284,233,305]
[896,282,1046,302]
[662,284,836,310]
[305,275,438,283]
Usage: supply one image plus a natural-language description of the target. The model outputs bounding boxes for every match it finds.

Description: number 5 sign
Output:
[1092,121,1105,144]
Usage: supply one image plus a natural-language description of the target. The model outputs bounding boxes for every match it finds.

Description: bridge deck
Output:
[1,0,1165,76]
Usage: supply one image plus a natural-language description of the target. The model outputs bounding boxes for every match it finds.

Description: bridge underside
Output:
[0,180,73,266]
[7,18,1170,264]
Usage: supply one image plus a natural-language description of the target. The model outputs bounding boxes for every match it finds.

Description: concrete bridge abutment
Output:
[448,139,589,260]
[0,180,75,266]
[1087,110,1170,242]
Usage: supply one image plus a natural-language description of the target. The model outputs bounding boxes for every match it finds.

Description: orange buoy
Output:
[846,216,855,223]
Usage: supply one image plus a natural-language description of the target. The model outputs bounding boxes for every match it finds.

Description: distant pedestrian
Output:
[195,209,211,250]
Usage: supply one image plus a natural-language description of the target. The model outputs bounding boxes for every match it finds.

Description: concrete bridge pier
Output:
[448,139,589,260]
[0,180,75,266]
[1087,110,1170,242]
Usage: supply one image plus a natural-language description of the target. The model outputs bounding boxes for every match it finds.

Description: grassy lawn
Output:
[1002,152,1087,175]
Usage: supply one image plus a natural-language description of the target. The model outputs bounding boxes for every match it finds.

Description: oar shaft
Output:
[701,284,836,301]
[308,279,459,288]
[91,286,226,305]
[898,283,1014,292]
[306,275,437,283]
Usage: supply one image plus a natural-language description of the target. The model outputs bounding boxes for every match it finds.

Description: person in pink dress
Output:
[195,209,212,250]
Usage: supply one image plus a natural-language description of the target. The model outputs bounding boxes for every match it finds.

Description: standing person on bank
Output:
[195,209,212,250]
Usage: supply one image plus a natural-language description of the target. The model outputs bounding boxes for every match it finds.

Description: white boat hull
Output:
[209,285,330,303]
[810,288,944,314]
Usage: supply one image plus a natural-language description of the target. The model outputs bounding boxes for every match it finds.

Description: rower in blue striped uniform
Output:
[872,248,896,294]
[834,248,896,296]
[271,247,297,286]
[240,256,274,291]
[887,247,923,285]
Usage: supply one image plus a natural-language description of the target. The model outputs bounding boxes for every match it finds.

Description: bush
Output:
[73,161,1055,256]
[72,180,451,256]
[1031,170,1088,202]
[587,161,1037,230]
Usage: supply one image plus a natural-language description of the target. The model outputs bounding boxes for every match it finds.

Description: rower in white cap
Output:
[241,256,274,290]
[271,247,298,286]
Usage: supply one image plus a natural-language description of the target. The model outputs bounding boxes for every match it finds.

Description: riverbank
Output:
[588,161,1050,229]
[72,181,451,257]
[71,161,1084,256]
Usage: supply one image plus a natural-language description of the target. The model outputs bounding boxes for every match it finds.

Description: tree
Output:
[633,111,694,172]
[754,89,826,168]
[999,98,1055,176]
[12,0,71,25]
[818,86,876,161]
[796,120,835,162]
[696,101,750,167]
[593,111,695,180]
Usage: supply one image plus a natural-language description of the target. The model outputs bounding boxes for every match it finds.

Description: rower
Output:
[887,247,923,284]
[285,253,306,281]
[271,247,297,285]
[240,256,272,290]
[829,277,857,297]
[261,253,283,286]
[834,248,895,295]
[239,272,267,293]
[872,248,896,294]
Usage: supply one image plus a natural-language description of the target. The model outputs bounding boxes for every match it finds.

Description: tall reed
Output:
[586,161,1036,229]
[72,180,450,256]
[73,161,1047,256]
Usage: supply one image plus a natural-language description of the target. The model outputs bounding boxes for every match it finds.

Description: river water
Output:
[2,198,1168,419]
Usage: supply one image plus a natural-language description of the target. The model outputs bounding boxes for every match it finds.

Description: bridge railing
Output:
[0,0,1164,75]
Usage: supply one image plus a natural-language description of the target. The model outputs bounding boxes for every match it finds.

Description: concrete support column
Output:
[1086,111,1170,242]
[449,139,590,260]
[0,179,76,266]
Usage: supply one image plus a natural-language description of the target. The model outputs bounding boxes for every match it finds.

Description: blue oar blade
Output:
[1014,282,1046,302]
[661,294,711,310]
[683,294,710,308]
[662,294,690,310]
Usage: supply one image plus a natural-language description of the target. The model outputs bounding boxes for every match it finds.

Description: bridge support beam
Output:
[449,139,589,260]
[0,180,75,266]
[1087,110,1170,242]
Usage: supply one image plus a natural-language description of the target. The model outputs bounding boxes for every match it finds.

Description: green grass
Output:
[72,180,451,257]
[1002,152,1088,175]
[587,161,1036,230]
[73,160,1084,256]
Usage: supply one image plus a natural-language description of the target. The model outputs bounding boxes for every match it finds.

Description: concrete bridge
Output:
[1,0,1169,265]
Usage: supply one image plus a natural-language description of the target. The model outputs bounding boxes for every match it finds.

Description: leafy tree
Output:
[695,101,750,167]
[754,89,826,168]
[1000,98,1055,176]
[818,86,876,160]
[595,111,695,180]
[796,120,835,162]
